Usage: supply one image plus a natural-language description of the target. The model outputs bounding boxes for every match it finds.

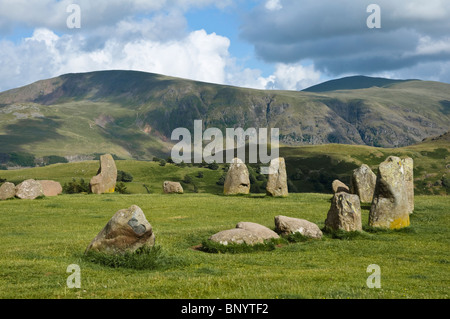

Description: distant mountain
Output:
[0,70,449,162]
[302,75,417,92]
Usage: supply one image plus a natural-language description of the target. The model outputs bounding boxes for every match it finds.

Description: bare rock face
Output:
[15,179,44,200]
[236,222,280,240]
[402,157,414,214]
[331,180,350,194]
[85,205,155,254]
[90,154,117,194]
[224,158,250,195]
[209,228,264,246]
[163,181,183,194]
[369,156,411,229]
[325,192,362,232]
[266,157,288,197]
[350,164,377,203]
[274,215,323,239]
[0,182,16,200]
[39,180,62,197]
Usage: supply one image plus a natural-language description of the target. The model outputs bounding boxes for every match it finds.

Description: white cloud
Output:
[265,0,282,11]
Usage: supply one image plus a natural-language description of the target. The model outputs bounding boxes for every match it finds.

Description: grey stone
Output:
[236,222,280,240]
[163,181,183,194]
[209,228,264,246]
[274,215,323,239]
[325,192,362,232]
[332,179,350,194]
[85,205,155,254]
[15,179,44,200]
[224,158,250,195]
[0,182,16,200]
[350,164,377,203]
[266,157,288,197]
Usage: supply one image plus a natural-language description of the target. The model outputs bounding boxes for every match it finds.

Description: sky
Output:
[0,0,449,92]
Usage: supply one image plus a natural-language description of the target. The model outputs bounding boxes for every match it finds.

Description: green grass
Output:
[0,193,448,299]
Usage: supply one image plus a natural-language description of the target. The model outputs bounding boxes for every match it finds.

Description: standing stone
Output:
[266,157,289,197]
[369,156,410,229]
[15,179,44,200]
[0,182,16,200]
[350,164,377,203]
[402,158,414,214]
[90,154,117,194]
[39,180,62,197]
[85,205,155,254]
[325,192,362,232]
[163,181,183,194]
[224,158,250,195]
[236,222,280,240]
[331,179,350,194]
[274,215,323,239]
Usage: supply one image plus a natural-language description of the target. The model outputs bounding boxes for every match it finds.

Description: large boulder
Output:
[369,156,411,229]
[85,205,155,254]
[15,179,44,200]
[224,158,250,195]
[402,157,414,214]
[325,192,362,232]
[39,180,62,197]
[0,182,16,200]
[350,164,377,203]
[331,179,350,194]
[90,154,117,194]
[274,215,323,239]
[266,157,288,197]
[236,222,280,240]
[209,228,264,246]
[163,181,183,194]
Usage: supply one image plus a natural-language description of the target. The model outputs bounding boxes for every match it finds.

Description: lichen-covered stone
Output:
[236,222,280,240]
[85,205,155,254]
[350,164,377,203]
[15,179,44,200]
[224,158,250,195]
[331,179,350,194]
[0,182,16,200]
[90,154,117,194]
[325,192,362,232]
[369,156,411,229]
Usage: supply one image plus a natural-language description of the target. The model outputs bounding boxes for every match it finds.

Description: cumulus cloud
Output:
[240,0,450,80]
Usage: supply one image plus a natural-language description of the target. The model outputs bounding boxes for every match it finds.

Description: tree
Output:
[117,170,133,182]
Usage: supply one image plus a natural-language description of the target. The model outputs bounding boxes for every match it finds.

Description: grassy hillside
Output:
[0,193,448,298]
[1,135,449,195]
[0,71,448,161]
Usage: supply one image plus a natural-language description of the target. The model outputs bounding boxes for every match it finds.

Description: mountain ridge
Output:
[0,70,449,160]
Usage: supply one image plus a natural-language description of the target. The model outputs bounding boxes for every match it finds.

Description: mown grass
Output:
[0,193,448,299]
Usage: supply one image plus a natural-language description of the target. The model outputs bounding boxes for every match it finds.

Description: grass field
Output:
[0,193,448,299]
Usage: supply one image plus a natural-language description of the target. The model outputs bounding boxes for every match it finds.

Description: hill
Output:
[0,70,449,163]
[302,75,416,92]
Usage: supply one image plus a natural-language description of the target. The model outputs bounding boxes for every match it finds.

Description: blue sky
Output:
[0,0,449,92]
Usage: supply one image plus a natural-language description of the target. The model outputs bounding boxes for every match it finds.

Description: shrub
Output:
[216,173,226,186]
[183,175,193,184]
[63,178,90,194]
[196,171,204,178]
[207,161,219,170]
[117,170,133,182]
[42,155,68,166]
[159,159,166,167]
[115,182,130,194]
[9,152,35,167]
